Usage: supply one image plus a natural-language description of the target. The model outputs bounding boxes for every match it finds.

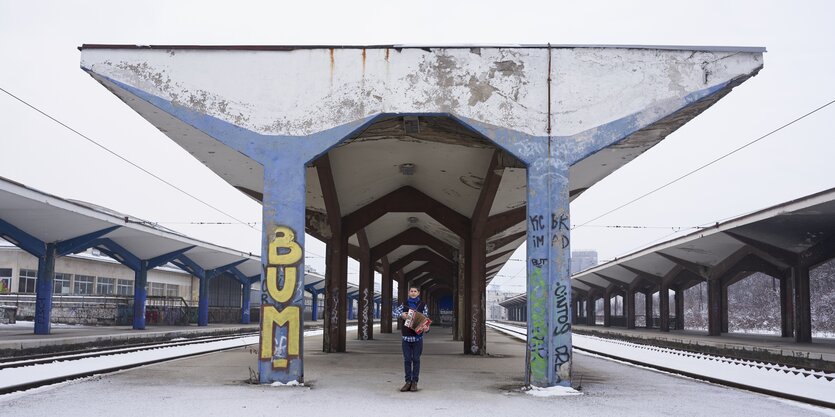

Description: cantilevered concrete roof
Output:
[572,187,835,293]
[79,44,764,287]
[0,176,261,278]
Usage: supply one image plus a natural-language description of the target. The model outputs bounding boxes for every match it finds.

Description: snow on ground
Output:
[523,385,582,397]
[487,322,834,407]
[0,325,361,393]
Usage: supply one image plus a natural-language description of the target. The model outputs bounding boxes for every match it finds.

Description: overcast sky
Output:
[1,1,833,292]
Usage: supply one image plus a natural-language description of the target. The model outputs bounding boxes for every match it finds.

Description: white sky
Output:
[1,1,833,292]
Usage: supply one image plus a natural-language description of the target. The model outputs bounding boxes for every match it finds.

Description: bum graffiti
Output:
[260,226,301,370]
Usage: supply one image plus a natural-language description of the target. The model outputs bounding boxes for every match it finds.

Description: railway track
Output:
[487,321,835,409]
[0,327,333,395]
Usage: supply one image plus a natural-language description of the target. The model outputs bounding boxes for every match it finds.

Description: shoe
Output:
[400,382,412,392]
[409,382,418,392]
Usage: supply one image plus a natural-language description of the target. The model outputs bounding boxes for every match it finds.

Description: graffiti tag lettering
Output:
[260,226,302,370]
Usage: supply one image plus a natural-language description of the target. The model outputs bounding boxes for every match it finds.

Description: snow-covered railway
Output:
[487,321,835,408]
[0,327,331,395]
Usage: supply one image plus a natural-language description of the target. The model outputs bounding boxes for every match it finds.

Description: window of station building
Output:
[0,268,11,293]
[18,269,37,293]
[74,275,95,295]
[149,282,165,297]
[97,277,115,295]
[53,273,71,295]
[116,279,133,296]
[165,284,179,298]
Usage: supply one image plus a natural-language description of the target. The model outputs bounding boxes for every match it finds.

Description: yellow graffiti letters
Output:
[268,226,302,265]
[260,305,300,369]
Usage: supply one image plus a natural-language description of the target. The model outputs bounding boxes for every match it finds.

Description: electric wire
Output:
[0,87,259,233]
[572,98,835,230]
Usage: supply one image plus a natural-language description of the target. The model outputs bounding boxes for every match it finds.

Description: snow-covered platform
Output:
[1,327,829,416]
[0,321,259,357]
[571,324,835,365]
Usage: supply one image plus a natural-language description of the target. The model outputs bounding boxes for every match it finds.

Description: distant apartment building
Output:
[571,250,598,275]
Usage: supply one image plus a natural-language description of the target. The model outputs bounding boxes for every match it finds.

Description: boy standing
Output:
[393,286,429,392]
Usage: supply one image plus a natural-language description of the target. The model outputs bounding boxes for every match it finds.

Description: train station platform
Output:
[0,320,352,359]
[0,327,827,416]
[569,324,835,370]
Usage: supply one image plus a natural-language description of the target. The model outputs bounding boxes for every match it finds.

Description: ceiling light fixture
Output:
[399,163,416,176]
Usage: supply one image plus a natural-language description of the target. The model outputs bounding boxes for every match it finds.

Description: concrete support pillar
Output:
[381,265,392,333]
[524,155,572,387]
[603,291,611,327]
[133,263,148,329]
[674,287,684,330]
[310,291,318,322]
[34,243,57,335]
[780,275,794,337]
[645,291,653,328]
[456,249,465,341]
[720,284,729,333]
[792,262,812,343]
[357,248,373,340]
[467,235,486,355]
[707,279,722,336]
[586,295,596,325]
[241,281,252,324]
[397,274,407,330]
[659,284,670,332]
[198,276,210,326]
[324,235,347,352]
[347,298,354,320]
[625,288,636,329]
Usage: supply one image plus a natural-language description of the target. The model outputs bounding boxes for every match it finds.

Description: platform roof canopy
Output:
[0,176,261,279]
[572,187,835,294]
[79,44,765,295]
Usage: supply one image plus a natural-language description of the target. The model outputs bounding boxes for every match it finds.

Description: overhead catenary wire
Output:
[572,97,835,230]
[0,86,259,233]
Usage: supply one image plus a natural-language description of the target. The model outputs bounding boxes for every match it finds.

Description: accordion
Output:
[404,309,432,334]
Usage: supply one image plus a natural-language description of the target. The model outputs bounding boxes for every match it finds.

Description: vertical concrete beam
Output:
[133,263,149,329]
[456,249,465,341]
[310,291,318,322]
[34,243,57,335]
[241,282,252,324]
[357,230,373,340]
[720,283,729,333]
[645,291,654,328]
[381,258,393,333]
[397,271,407,330]
[602,290,612,327]
[792,262,812,343]
[625,288,636,329]
[659,284,670,332]
[674,288,685,330]
[586,294,596,325]
[198,275,210,326]
[707,279,722,336]
[525,149,572,387]
[780,274,794,337]
[468,235,486,354]
[318,154,346,353]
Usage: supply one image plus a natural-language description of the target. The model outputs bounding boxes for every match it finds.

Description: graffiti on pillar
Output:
[551,212,570,248]
[528,267,547,382]
[360,288,370,340]
[529,214,546,248]
[553,344,571,382]
[553,282,570,336]
[260,226,302,370]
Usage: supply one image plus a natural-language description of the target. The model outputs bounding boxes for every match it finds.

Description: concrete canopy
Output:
[0,176,260,273]
[78,44,763,282]
[79,44,764,386]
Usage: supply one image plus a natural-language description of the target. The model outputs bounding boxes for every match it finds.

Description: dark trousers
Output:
[402,338,423,382]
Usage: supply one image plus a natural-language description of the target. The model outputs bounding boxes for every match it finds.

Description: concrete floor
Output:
[0,327,830,417]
